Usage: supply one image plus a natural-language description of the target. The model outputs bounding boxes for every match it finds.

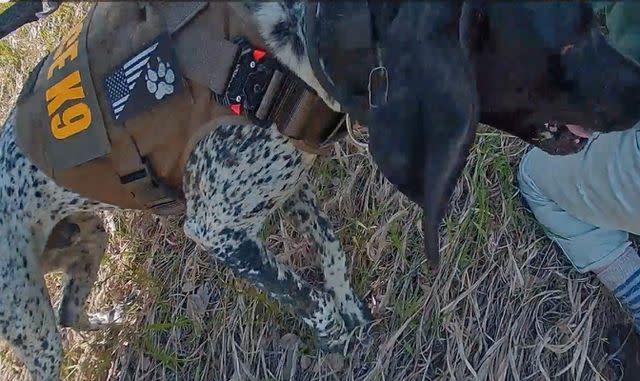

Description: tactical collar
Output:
[304,1,395,125]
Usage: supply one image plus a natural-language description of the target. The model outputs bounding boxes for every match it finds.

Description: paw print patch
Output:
[145,58,176,100]
[103,33,183,122]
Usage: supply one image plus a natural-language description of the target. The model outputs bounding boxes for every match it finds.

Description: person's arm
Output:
[594,1,640,63]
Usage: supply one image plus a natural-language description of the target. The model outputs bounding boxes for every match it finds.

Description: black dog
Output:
[297,2,640,265]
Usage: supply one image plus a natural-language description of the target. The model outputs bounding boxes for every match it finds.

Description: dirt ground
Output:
[0,3,628,380]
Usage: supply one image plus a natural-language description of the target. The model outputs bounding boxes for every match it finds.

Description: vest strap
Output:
[110,126,186,215]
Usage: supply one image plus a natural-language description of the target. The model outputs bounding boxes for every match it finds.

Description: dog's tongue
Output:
[566,124,593,138]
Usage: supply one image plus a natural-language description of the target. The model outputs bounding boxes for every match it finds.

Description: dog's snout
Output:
[557,29,640,134]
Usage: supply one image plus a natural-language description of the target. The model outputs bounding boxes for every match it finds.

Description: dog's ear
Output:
[368,2,478,268]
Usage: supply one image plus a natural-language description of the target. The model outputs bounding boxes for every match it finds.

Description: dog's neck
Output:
[247,1,342,112]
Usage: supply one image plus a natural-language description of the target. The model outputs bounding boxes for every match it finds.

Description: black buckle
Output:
[119,159,185,215]
[222,37,283,127]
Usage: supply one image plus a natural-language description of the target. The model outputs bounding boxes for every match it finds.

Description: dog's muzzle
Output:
[304,1,396,125]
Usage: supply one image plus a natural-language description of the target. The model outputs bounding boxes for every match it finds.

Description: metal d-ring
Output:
[368,65,389,109]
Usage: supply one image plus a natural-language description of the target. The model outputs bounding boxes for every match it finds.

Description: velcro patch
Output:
[43,10,110,171]
[103,32,184,123]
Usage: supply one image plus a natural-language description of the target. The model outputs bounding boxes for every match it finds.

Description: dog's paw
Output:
[65,306,125,331]
[87,307,124,328]
[310,313,350,352]
[317,332,350,353]
[316,325,375,353]
[145,57,175,100]
[337,296,374,332]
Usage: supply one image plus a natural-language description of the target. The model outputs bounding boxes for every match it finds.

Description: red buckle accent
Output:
[230,103,242,115]
[252,49,267,62]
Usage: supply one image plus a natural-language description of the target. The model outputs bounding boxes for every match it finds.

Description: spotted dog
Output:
[0,109,376,379]
[5,1,640,380]
[0,5,375,381]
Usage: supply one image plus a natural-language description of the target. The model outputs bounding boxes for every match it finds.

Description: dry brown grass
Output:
[0,3,628,380]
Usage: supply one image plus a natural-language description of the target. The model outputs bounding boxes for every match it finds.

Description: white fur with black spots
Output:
[0,3,372,379]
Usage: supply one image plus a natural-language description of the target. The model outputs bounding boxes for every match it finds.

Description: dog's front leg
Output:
[44,213,122,330]
[0,224,62,381]
[182,125,350,349]
[198,224,349,347]
[282,182,373,331]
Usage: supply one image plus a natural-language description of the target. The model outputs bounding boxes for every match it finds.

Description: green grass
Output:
[0,3,13,15]
[143,317,193,370]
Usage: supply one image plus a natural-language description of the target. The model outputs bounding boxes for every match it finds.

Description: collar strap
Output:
[157,2,346,145]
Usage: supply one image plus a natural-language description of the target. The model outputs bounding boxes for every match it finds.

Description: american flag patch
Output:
[103,33,183,122]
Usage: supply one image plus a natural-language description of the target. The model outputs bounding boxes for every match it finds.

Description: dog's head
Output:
[473,2,640,155]
[251,1,640,266]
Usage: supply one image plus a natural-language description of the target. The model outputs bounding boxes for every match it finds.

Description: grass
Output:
[0,3,629,380]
